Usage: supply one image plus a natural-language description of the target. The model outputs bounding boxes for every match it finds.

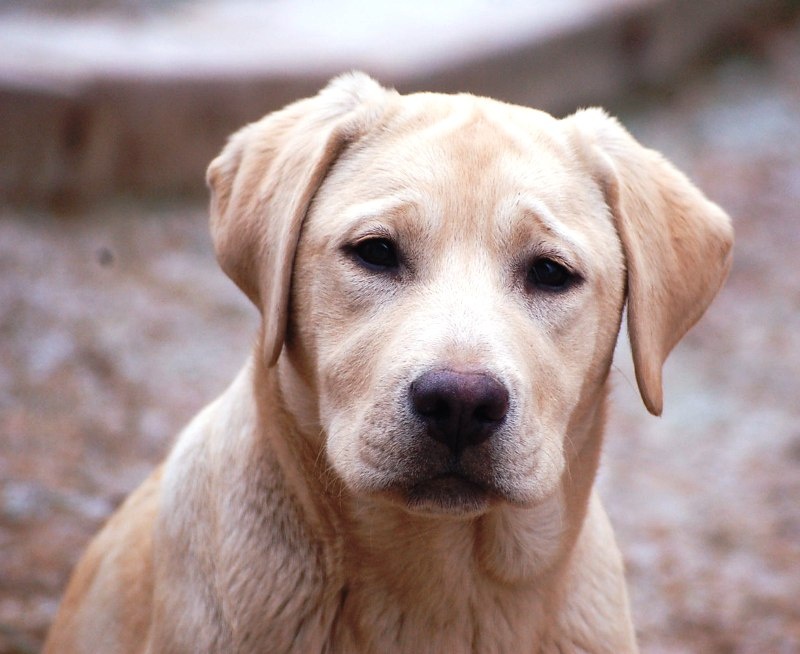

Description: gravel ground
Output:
[1,22,799,654]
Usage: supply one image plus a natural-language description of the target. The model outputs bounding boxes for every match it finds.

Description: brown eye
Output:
[354,238,399,271]
[527,259,573,291]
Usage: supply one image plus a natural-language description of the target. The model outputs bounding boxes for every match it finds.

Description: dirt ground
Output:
[2,22,799,654]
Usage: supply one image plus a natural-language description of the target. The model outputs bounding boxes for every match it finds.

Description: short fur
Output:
[45,73,733,653]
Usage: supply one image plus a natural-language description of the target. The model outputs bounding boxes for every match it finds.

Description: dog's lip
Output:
[426,471,485,489]
[403,472,495,517]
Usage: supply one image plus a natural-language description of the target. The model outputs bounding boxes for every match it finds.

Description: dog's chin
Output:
[401,474,496,518]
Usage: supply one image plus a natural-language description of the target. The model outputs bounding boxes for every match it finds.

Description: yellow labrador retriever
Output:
[45,73,732,653]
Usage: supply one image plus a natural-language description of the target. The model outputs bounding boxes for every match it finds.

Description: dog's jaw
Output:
[403,472,496,517]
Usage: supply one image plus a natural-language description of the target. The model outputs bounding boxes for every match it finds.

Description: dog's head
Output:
[208,74,732,517]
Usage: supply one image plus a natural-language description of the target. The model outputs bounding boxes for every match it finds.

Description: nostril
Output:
[474,398,507,424]
[472,381,509,424]
[414,393,451,421]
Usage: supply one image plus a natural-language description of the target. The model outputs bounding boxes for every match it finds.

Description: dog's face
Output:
[208,74,733,518]
[291,101,625,516]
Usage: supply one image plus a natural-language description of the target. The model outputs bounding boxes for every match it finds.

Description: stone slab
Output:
[0,0,793,205]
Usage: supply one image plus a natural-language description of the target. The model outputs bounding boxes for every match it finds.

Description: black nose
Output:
[409,369,510,455]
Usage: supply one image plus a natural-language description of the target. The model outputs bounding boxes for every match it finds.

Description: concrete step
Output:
[0,0,793,207]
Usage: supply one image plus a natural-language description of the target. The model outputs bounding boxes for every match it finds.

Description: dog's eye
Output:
[527,259,573,291]
[354,238,399,271]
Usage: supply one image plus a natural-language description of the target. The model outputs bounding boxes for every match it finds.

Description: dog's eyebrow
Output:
[341,196,419,226]
[516,197,592,263]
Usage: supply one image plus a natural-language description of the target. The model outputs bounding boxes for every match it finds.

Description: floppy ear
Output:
[566,108,733,416]
[207,72,391,366]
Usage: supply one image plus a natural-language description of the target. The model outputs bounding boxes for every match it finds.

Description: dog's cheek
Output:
[314,319,402,474]
[323,412,364,489]
[484,424,566,506]
[316,315,390,407]
[323,394,425,494]
[487,310,599,498]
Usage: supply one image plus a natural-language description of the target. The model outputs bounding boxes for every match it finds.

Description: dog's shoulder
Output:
[44,466,161,654]
[150,362,336,651]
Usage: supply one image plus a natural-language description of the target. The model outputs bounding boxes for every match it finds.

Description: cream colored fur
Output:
[45,73,733,654]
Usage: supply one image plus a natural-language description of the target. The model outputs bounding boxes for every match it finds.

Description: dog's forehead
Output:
[310,94,616,259]
[363,93,574,189]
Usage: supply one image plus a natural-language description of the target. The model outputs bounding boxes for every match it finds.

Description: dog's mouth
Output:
[403,472,495,517]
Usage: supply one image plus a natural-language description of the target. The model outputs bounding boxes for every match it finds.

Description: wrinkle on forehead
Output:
[311,94,611,264]
[503,195,594,264]
[340,196,420,229]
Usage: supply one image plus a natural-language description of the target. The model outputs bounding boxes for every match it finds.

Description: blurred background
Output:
[1,1,799,652]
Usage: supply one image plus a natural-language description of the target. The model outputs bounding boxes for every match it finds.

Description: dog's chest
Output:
[310,573,546,654]
[229,543,548,653]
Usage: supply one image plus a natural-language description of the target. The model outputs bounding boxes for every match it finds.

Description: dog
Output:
[44,73,733,653]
